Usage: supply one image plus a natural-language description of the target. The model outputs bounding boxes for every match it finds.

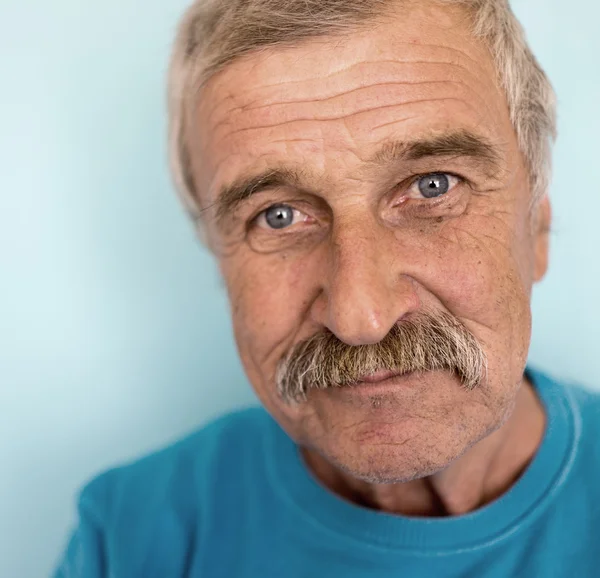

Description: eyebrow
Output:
[371,129,502,170]
[213,129,502,222]
[214,167,307,222]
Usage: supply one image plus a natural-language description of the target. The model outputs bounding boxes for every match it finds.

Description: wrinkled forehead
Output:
[189,1,514,206]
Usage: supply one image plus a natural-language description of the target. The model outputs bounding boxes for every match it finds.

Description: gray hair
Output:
[168,0,557,220]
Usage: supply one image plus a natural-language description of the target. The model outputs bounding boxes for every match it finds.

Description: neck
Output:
[302,378,546,517]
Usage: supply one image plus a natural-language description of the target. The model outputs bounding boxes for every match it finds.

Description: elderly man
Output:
[55,0,600,576]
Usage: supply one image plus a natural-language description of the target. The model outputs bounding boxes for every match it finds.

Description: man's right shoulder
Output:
[76,406,271,536]
[54,407,273,576]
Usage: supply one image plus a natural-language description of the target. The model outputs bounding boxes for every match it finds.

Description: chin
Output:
[310,409,500,485]
[325,438,473,485]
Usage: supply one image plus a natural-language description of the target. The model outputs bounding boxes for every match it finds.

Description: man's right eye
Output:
[257,204,304,230]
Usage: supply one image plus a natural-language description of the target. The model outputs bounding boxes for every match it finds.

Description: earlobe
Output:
[533,195,552,282]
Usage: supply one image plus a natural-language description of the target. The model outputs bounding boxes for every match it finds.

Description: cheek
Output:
[420,215,533,379]
[221,251,326,436]
[222,251,318,372]
[421,213,530,317]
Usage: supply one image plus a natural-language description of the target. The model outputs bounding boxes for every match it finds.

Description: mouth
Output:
[354,369,405,384]
[344,369,420,395]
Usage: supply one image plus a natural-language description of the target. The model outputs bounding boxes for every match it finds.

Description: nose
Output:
[310,219,419,346]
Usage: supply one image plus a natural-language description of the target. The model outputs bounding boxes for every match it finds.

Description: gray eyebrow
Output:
[213,129,503,223]
[372,129,502,173]
[214,168,306,222]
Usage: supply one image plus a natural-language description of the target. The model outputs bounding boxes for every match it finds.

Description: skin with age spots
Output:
[188,1,551,516]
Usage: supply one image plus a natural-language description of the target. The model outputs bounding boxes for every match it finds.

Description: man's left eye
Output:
[410,173,460,199]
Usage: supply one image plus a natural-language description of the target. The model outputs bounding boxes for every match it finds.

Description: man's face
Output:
[190,2,550,483]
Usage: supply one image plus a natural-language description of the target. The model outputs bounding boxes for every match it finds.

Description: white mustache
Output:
[276,310,487,404]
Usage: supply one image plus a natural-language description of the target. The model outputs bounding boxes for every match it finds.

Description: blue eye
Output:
[263,204,295,229]
[417,173,454,198]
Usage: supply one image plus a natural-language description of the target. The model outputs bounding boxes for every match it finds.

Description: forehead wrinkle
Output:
[212,96,485,145]
[233,78,479,119]
[205,68,502,150]
[206,61,494,138]
[199,22,499,130]
[205,35,494,117]
[197,46,504,168]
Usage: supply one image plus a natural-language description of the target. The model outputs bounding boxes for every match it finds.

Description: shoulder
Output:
[533,367,600,465]
[549,372,600,437]
[55,407,273,575]
[561,378,600,451]
[563,380,600,421]
[539,372,600,527]
[530,366,600,423]
[77,406,271,533]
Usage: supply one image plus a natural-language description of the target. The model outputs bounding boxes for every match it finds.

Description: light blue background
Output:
[0,0,598,576]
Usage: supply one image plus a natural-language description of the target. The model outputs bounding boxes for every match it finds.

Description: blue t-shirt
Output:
[54,369,600,577]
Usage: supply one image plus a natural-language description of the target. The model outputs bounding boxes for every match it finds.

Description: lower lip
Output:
[346,372,418,394]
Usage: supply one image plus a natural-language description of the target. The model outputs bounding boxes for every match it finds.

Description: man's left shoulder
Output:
[534,367,600,425]
[532,368,600,467]
[561,378,600,428]
[551,374,600,465]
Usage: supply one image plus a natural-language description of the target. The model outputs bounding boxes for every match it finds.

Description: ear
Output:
[533,195,551,282]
